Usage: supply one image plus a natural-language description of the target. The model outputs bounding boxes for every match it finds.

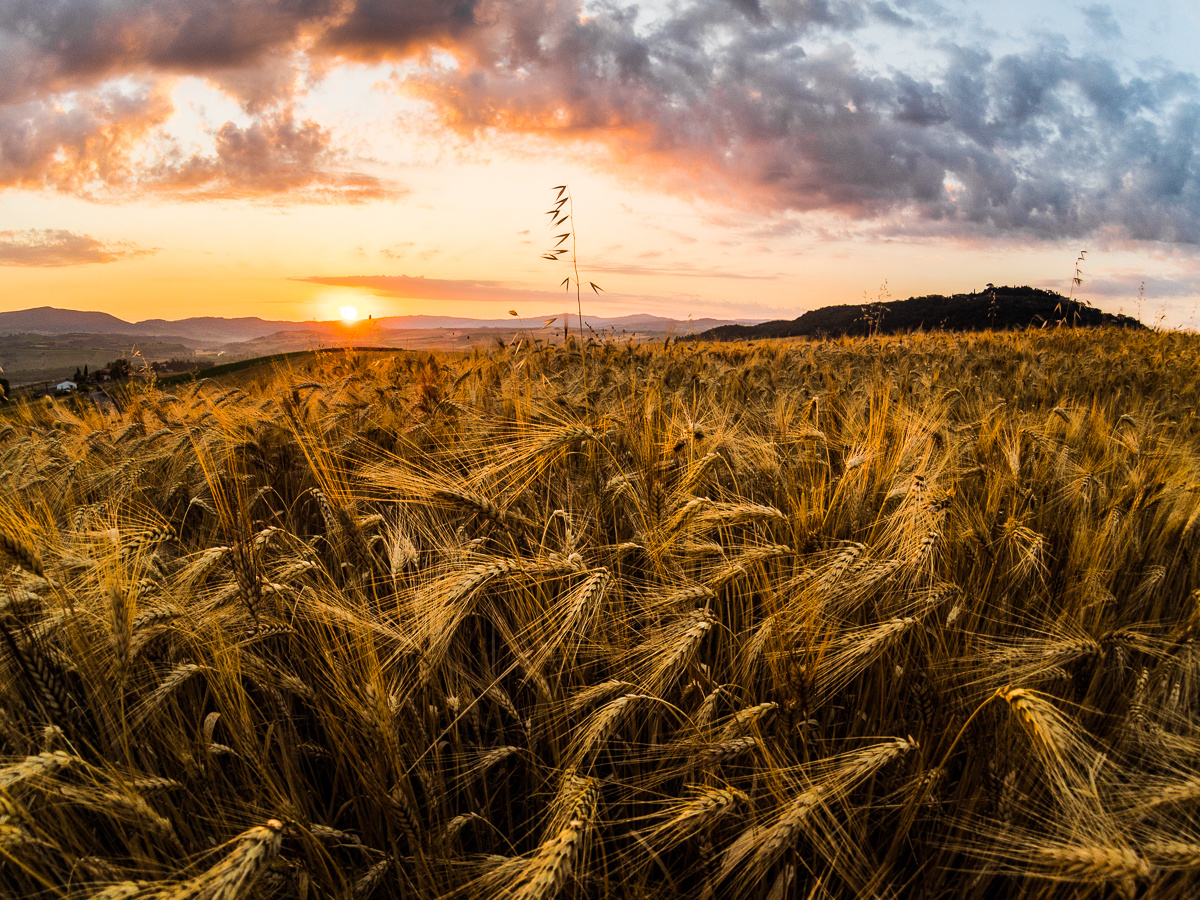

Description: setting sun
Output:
[339,305,360,324]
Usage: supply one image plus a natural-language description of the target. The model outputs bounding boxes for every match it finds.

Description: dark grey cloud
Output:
[404,2,1200,242]
[0,229,154,266]
[1082,4,1122,41]
[0,0,341,105]
[867,2,918,29]
[316,1,480,61]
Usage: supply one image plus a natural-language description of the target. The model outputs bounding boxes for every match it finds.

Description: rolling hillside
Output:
[692,285,1145,341]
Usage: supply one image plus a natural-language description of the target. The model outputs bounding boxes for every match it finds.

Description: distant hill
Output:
[130,316,293,343]
[690,286,1145,341]
[0,307,137,334]
[0,308,294,343]
[0,308,748,344]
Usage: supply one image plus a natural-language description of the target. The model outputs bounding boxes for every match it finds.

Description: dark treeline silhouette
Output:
[692,285,1145,341]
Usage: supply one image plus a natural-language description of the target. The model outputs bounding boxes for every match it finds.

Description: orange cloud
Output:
[292,273,565,305]
[0,83,393,201]
[0,229,155,266]
[0,84,174,192]
[143,106,395,202]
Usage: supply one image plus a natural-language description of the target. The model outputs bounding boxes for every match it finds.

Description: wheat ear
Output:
[0,750,76,790]
[82,883,153,900]
[643,609,713,695]
[717,701,778,742]
[567,680,635,717]
[1026,843,1152,882]
[569,693,650,765]
[1,618,74,730]
[700,735,761,765]
[0,531,44,579]
[132,664,208,728]
[648,786,746,850]
[352,858,392,899]
[162,819,283,900]
[716,737,916,892]
[1141,840,1200,869]
[513,775,599,900]
[999,688,1072,765]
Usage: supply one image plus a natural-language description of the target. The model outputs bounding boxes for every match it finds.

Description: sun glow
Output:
[339,304,360,324]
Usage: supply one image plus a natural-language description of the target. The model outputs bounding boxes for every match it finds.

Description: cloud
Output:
[0,83,393,200]
[399,2,1200,242]
[0,0,394,200]
[1081,4,1122,41]
[588,262,778,279]
[0,83,174,192]
[292,273,569,304]
[381,242,415,259]
[292,271,745,317]
[0,0,341,106]
[0,229,155,266]
[1082,273,1199,300]
[315,1,481,63]
[142,106,395,202]
[2,0,1200,245]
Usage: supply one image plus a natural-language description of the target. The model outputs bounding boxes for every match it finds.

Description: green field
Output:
[1,330,1199,898]
[153,347,410,387]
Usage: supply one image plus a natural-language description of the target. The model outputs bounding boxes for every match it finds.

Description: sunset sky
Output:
[3,0,1200,328]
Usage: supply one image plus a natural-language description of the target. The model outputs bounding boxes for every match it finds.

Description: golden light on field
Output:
[0,1,1198,328]
[6,331,1200,899]
[339,305,360,324]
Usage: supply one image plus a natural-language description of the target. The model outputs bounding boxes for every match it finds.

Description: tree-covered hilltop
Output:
[693,285,1145,341]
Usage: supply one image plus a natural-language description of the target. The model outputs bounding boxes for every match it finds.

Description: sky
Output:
[2,0,1200,328]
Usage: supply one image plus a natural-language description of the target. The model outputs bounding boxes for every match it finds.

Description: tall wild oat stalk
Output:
[543,185,603,401]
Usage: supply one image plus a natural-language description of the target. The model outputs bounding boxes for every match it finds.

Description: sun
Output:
[339,305,360,324]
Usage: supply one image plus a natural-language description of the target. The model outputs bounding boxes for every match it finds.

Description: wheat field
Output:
[1,328,1199,899]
